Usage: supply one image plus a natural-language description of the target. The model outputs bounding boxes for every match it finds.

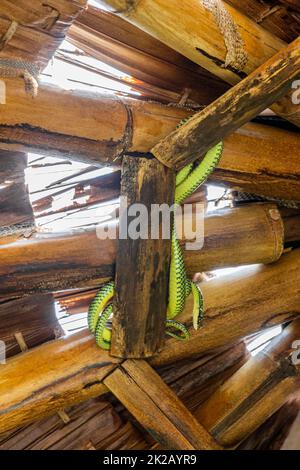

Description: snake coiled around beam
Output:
[88,141,224,350]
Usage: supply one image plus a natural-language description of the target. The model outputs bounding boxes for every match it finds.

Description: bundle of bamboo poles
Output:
[0,0,300,451]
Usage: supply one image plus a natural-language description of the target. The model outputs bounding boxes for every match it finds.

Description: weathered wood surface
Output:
[0,342,247,449]
[0,294,60,358]
[0,0,87,68]
[104,359,221,450]
[111,157,174,358]
[0,151,34,240]
[226,0,300,42]
[0,81,189,164]
[1,82,299,200]
[98,0,300,126]
[0,228,116,296]
[183,203,284,275]
[152,36,300,169]
[195,319,300,448]
[0,329,120,435]
[0,203,285,297]
[69,5,229,106]
[280,209,300,244]
[153,248,300,366]
[0,250,299,435]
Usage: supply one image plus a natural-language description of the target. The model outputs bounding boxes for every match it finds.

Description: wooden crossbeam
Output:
[104,359,221,449]
[111,156,174,357]
[152,36,300,169]
[0,249,299,435]
[195,319,300,448]
[98,0,300,126]
[0,203,286,297]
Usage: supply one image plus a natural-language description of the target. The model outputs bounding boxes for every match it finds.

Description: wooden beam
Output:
[104,359,221,449]
[0,249,299,435]
[152,36,300,169]
[111,157,174,357]
[1,83,299,200]
[0,81,189,164]
[153,248,300,366]
[0,1,87,69]
[0,329,120,435]
[195,319,300,448]
[98,0,300,127]
[0,203,285,297]
[69,5,229,106]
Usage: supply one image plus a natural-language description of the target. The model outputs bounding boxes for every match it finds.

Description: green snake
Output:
[88,141,224,350]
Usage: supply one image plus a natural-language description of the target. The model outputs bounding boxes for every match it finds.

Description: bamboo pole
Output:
[0,249,299,435]
[195,319,300,448]
[1,84,299,199]
[152,36,300,169]
[0,203,285,297]
[98,0,300,126]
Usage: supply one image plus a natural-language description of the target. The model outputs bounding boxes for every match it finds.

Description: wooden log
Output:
[0,150,34,241]
[152,36,300,169]
[0,1,87,69]
[1,82,299,199]
[111,157,174,358]
[69,5,229,106]
[0,342,247,449]
[104,359,221,450]
[195,319,300,447]
[98,0,300,126]
[0,228,116,297]
[0,294,60,358]
[0,249,299,435]
[0,203,285,297]
[153,248,300,366]
[0,329,120,435]
[280,208,300,244]
[0,81,189,164]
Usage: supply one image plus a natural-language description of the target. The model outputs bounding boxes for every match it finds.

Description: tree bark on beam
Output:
[98,0,300,126]
[152,36,300,169]
[195,319,300,448]
[0,203,285,297]
[0,249,299,435]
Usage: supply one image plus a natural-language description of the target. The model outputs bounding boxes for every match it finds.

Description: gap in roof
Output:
[41,39,140,96]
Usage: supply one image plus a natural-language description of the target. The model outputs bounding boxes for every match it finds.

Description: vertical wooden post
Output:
[110,156,175,358]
